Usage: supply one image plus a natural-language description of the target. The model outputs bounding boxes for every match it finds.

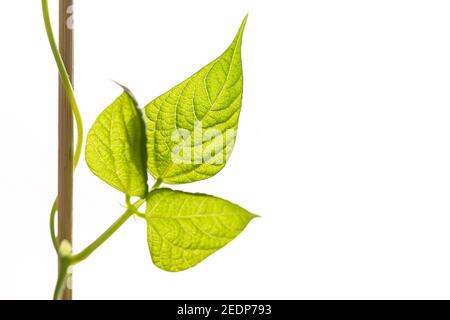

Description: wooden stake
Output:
[58,0,74,300]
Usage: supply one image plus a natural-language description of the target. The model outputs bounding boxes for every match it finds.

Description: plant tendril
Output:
[42,0,84,254]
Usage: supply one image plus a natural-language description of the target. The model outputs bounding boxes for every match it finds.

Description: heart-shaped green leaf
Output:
[85,90,147,197]
[146,188,256,272]
[144,16,247,184]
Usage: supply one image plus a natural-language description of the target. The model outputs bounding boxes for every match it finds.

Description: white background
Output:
[1,0,450,299]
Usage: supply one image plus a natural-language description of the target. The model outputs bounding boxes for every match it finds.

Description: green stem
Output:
[42,0,83,239]
[53,197,146,298]
[50,199,59,252]
[153,178,163,190]
[42,0,84,299]
[132,210,146,219]
[69,198,146,265]
[69,180,162,264]
[42,0,84,255]
[42,0,83,169]
[53,258,70,300]
[125,195,146,219]
[54,196,146,299]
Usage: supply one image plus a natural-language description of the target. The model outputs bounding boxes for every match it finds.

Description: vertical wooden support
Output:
[58,0,74,300]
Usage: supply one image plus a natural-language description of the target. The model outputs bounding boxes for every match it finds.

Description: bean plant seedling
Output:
[42,0,257,300]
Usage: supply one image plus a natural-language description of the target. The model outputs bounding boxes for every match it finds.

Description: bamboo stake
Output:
[57,0,74,300]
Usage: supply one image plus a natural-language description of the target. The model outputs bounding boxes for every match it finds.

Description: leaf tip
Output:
[239,14,249,35]
[229,14,248,50]
[250,212,261,219]
[111,80,139,106]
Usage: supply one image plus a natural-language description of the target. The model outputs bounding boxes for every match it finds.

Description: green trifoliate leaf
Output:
[85,91,147,197]
[145,188,257,272]
[144,16,248,184]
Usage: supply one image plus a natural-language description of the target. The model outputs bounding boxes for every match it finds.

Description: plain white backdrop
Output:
[1,0,450,299]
